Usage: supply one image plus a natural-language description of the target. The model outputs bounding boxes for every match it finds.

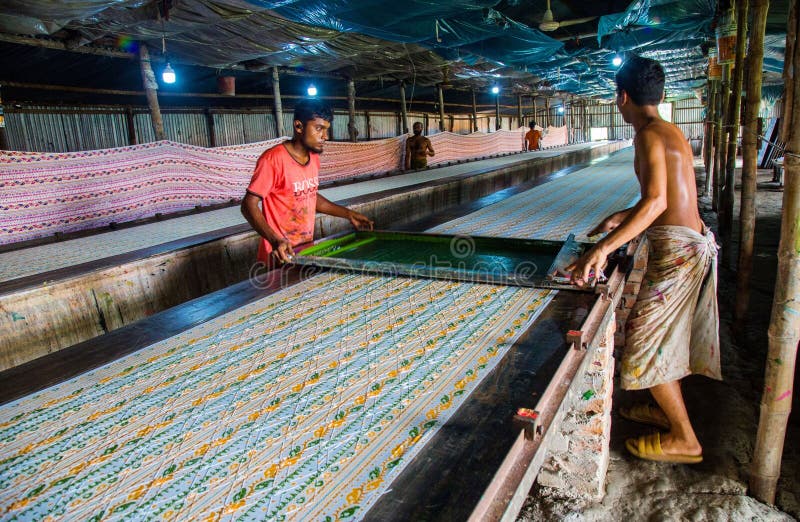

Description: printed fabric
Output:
[622,224,722,390]
[247,143,319,262]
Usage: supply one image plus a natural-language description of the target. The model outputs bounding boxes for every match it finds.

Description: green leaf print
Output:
[233,488,248,502]
[339,506,360,518]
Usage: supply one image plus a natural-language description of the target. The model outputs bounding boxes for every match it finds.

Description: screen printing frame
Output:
[293,230,616,291]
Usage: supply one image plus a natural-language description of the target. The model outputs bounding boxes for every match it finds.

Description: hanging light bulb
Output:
[491,85,500,95]
[162,63,176,84]
[307,84,318,97]
[160,35,176,84]
[612,55,623,67]
[558,106,564,113]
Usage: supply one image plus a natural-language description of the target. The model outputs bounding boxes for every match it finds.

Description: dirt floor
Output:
[520,165,799,521]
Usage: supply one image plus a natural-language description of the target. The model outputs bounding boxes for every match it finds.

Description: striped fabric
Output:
[0,274,554,521]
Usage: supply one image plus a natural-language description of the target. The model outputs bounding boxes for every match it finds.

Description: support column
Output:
[545,97,550,128]
[494,91,500,131]
[399,81,409,134]
[721,0,750,266]
[204,108,215,147]
[272,67,284,138]
[347,77,357,142]
[703,82,717,194]
[517,94,523,128]
[471,89,478,132]
[138,44,165,141]
[437,84,446,132]
[751,0,798,504]
[532,96,537,125]
[0,86,8,150]
[365,111,371,140]
[735,0,767,322]
[608,102,615,140]
[126,107,137,146]
[713,64,731,210]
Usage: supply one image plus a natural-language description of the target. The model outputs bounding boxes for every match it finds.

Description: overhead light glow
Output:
[612,55,623,67]
[307,84,318,97]
[162,63,176,84]
[558,106,565,113]
[491,86,500,95]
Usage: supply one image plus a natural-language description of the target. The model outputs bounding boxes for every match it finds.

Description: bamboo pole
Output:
[438,84,446,132]
[347,77,357,142]
[399,81,409,135]
[0,86,10,150]
[721,0,749,267]
[272,67,284,138]
[545,97,550,127]
[735,0,767,322]
[138,44,165,141]
[494,90,500,131]
[713,64,731,210]
[471,89,478,132]
[750,0,799,504]
[704,82,717,194]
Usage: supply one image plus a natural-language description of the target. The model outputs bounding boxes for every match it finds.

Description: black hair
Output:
[529,121,537,128]
[615,55,665,106]
[293,99,334,124]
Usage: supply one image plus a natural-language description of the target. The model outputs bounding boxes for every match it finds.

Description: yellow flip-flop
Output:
[625,432,703,464]
[619,403,671,430]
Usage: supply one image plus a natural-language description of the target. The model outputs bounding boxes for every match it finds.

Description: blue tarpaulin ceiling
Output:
[0,0,789,100]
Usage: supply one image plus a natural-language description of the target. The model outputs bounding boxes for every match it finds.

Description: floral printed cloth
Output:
[622,225,722,390]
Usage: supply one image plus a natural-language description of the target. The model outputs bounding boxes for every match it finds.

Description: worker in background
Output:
[241,99,373,265]
[524,121,542,151]
[404,121,435,170]
[567,55,720,464]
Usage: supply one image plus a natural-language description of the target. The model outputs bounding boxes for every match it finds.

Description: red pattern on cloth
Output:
[0,129,567,245]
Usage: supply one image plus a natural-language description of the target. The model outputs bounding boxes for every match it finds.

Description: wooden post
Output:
[138,44,165,141]
[399,81,409,134]
[471,89,478,132]
[751,0,798,504]
[347,77,357,142]
[272,67,284,138]
[608,102,615,140]
[703,81,717,194]
[565,99,571,143]
[735,0,766,322]
[517,94,523,128]
[365,111,371,140]
[545,97,550,128]
[437,84,446,132]
[203,108,215,147]
[532,96,537,125]
[713,64,731,210]
[0,85,8,150]
[721,0,750,267]
[125,106,137,145]
[494,91,500,131]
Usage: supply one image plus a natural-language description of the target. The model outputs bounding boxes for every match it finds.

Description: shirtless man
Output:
[404,122,435,170]
[568,56,721,463]
[241,99,373,265]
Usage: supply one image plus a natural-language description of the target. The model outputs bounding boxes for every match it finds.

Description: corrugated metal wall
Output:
[4,96,723,152]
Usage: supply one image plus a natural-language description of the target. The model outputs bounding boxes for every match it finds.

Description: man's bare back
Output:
[635,119,703,234]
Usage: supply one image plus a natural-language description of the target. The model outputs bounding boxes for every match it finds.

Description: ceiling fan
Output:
[538,0,598,32]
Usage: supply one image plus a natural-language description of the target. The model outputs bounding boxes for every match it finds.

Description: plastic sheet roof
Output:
[0,0,790,100]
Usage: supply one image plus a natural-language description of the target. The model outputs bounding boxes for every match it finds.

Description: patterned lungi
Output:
[622,225,722,390]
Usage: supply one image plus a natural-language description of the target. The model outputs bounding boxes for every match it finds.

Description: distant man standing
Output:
[568,56,721,464]
[241,99,373,265]
[404,121,435,170]
[524,121,542,151]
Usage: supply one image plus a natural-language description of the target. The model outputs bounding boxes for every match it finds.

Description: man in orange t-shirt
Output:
[524,121,542,151]
[241,100,373,265]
